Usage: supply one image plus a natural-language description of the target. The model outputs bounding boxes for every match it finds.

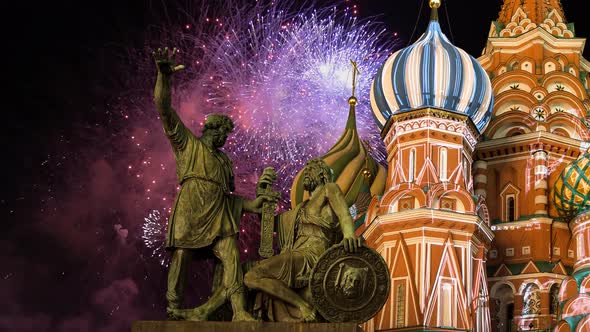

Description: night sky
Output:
[4,0,589,331]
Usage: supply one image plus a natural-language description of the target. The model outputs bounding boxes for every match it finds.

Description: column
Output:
[474,160,488,198]
[533,150,548,215]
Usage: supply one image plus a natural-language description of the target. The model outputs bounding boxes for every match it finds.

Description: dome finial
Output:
[429,0,440,21]
[349,59,360,105]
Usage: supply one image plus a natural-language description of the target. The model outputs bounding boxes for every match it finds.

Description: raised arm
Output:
[325,182,361,252]
[153,47,188,150]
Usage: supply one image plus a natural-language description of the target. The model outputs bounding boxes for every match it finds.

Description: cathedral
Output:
[305,0,590,330]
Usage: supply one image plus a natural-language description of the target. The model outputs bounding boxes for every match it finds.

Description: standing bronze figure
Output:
[153,47,269,322]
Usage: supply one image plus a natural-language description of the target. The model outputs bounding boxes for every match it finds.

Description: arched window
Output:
[476,288,486,332]
[500,184,520,222]
[441,283,453,326]
[492,284,515,332]
[409,149,416,182]
[396,283,406,327]
[550,284,559,315]
[507,197,515,221]
[440,147,448,181]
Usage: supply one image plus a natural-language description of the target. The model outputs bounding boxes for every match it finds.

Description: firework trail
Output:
[130,0,400,263]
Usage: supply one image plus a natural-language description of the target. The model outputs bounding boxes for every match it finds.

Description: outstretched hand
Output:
[153,47,185,76]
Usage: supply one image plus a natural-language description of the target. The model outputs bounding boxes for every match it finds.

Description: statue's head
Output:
[303,158,333,192]
[203,114,234,148]
[337,264,368,299]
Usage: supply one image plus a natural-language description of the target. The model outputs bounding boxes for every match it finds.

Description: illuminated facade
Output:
[355,0,590,331]
[479,0,590,330]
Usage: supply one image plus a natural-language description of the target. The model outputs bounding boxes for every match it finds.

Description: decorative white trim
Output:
[440,147,448,181]
[476,131,589,156]
[364,208,494,241]
[491,217,567,230]
[488,273,568,283]
[387,115,479,150]
[485,28,585,54]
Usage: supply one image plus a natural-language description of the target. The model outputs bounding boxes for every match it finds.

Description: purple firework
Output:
[132,0,399,262]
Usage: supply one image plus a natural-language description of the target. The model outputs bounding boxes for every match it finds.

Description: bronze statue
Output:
[244,158,362,322]
[153,47,271,322]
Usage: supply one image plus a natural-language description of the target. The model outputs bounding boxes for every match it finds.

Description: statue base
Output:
[132,321,363,332]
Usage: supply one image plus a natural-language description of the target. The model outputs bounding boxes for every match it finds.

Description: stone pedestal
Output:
[132,321,363,332]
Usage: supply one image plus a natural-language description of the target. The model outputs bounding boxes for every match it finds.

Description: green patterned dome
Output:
[552,152,590,220]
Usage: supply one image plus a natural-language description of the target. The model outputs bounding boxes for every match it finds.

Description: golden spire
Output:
[349,59,360,106]
[429,0,441,9]
[290,59,387,208]
[361,140,373,181]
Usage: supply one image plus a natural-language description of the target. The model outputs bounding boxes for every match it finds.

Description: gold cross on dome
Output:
[350,59,360,98]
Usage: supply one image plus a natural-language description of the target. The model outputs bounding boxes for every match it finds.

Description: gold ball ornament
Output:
[429,0,441,9]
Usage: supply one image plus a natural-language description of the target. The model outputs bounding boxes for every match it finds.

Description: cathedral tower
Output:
[477,0,590,330]
[359,1,495,330]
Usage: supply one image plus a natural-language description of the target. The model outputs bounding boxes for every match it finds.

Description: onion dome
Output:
[370,0,494,133]
[291,96,386,213]
[552,152,590,220]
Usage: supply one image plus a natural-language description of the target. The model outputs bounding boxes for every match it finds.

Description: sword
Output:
[257,167,279,258]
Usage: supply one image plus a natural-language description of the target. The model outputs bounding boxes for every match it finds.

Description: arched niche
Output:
[491,283,516,332]
[522,283,541,315]
[485,113,535,139]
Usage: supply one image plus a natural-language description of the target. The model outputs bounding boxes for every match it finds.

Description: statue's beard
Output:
[303,176,319,192]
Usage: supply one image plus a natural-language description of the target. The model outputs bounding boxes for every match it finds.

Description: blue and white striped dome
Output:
[370,7,493,133]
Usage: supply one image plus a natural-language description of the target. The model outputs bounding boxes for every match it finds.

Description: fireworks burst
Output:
[142,210,170,267]
[133,0,400,260]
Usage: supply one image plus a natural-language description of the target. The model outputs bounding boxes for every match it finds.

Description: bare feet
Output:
[169,307,208,321]
[232,310,257,322]
[166,307,182,320]
[299,303,317,322]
